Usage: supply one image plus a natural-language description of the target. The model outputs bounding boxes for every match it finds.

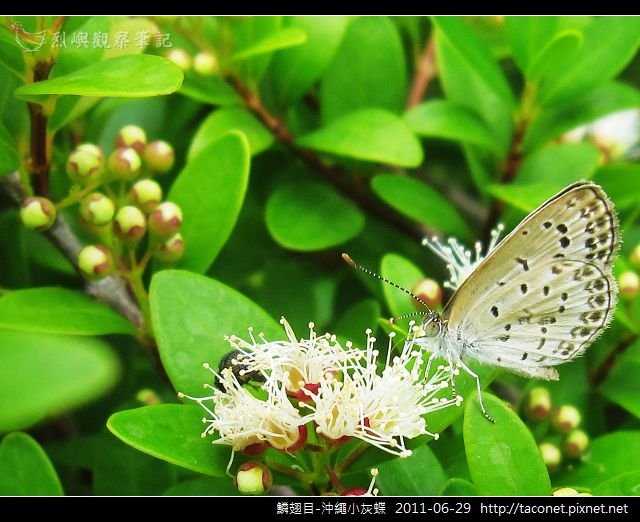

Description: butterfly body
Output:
[414,182,619,389]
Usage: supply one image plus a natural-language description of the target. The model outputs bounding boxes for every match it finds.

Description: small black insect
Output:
[216,349,265,391]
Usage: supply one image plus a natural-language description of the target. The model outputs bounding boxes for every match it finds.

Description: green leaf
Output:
[298,109,423,167]
[0,330,119,431]
[0,432,63,495]
[179,75,242,106]
[537,17,640,107]
[594,164,640,211]
[463,392,551,495]
[189,107,273,159]
[93,433,176,495]
[149,270,281,397]
[265,180,365,251]
[372,174,471,239]
[556,431,640,487]
[524,82,640,152]
[441,478,478,496]
[169,132,250,273]
[334,299,381,344]
[107,405,229,477]
[486,183,561,214]
[592,471,640,496]
[0,133,19,175]
[264,16,349,110]
[516,142,601,186]
[320,17,406,122]
[600,339,640,419]
[376,444,447,495]
[434,16,514,156]
[404,100,496,151]
[0,287,135,335]
[527,30,583,81]
[164,477,238,496]
[0,27,26,80]
[504,16,564,74]
[380,253,424,319]
[232,27,307,61]
[14,55,183,102]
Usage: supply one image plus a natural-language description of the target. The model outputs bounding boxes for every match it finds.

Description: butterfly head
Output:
[420,313,445,338]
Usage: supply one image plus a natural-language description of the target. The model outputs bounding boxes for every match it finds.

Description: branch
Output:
[228,76,427,243]
[1,172,143,328]
[406,35,436,109]
[28,59,54,196]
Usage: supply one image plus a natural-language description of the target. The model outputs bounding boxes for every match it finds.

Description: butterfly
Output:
[345,181,619,421]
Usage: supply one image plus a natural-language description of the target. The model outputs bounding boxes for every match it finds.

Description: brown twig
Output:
[228,76,426,243]
[590,334,638,388]
[27,60,54,196]
[406,35,436,109]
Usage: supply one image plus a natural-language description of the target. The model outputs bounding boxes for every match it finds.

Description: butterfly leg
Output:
[444,351,458,403]
[457,359,495,423]
[425,351,438,378]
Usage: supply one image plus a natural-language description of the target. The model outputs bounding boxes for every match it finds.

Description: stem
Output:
[405,35,436,109]
[227,76,427,243]
[27,60,54,197]
[590,334,638,388]
[55,181,102,210]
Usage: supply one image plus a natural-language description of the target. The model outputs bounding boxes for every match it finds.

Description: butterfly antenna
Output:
[342,253,434,318]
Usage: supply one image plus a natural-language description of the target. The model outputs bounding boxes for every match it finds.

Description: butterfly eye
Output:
[422,318,441,338]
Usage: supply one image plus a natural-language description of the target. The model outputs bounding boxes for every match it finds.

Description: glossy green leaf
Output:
[441,478,478,496]
[232,27,307,61]
[0,287,135,335]
[14,55,183,102]
[108,405,229,477]
[601,339,640,419]
[593,164,640,211]
[524,82,640,152]
[265,16,349,109]
[164,477,238,496]
[189,107,272,159]
[464,392,551,495]
[0,27,26,80]
[556,431,640,487]
[334,299,381,345]
[320,17,406,122]
[372,174,471,239]
[527,30,583,81]
[298,109,423,167]
[0,432,63,495]
[265,180,365,251]
[486,183,561,213]
[516,142,600,186]
[376,444,447,495]
[94,433,176,495]
[404,100,496,151]
[169,132,250,273]
[537,17,640,107]
[180,75,242,106]
[0,134,19,175]
[434,16,514,156]
[149,270,281,396]
[592,471,640,496]
[380,253,424,319]
[231,16,282,84]
[504,16,564,74]
[0,330,119,431]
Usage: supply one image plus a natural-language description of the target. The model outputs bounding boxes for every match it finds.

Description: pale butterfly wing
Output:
[443,182,619,380]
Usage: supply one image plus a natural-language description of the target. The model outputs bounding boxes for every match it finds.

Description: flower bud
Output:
[618,271,639,299]
[539,442,562,473]
[412,278,442,309]
[631,244,640,268]
[563,429,589,459]
[115,125,147,154]
[108,147,141,181]
[153,233,184,263]
[552,487,592,497]
[76,143,105,165]
[235,462,272,495]
[79,192,115,226]
[166,48,192,71]
[523,387,552,422]
[130,179,163,213]
[193,51,218,76]
[148,201,183,237]
[20,197,56,231]
[143,140,175,174]
[114,205,147,243]
[78,244,113,279]
[66,147,104,185]
[136,388,162,406]
[551,405,582,434]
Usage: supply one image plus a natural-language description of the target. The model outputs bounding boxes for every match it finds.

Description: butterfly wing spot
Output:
[541,327,548,334]
[516,257,530,271]
[522,230,529,236]
[491,306,499,317]
[543,286,550,296]
[520,284,528,294]
[559,236,571,248]
[543,221,552,229]
[558,305,566,313]
[521,352,528,360]
[556,224,568,233]
[561,292,568,301]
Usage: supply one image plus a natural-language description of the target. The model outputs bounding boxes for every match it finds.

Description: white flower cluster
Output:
[180,318,462,458]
